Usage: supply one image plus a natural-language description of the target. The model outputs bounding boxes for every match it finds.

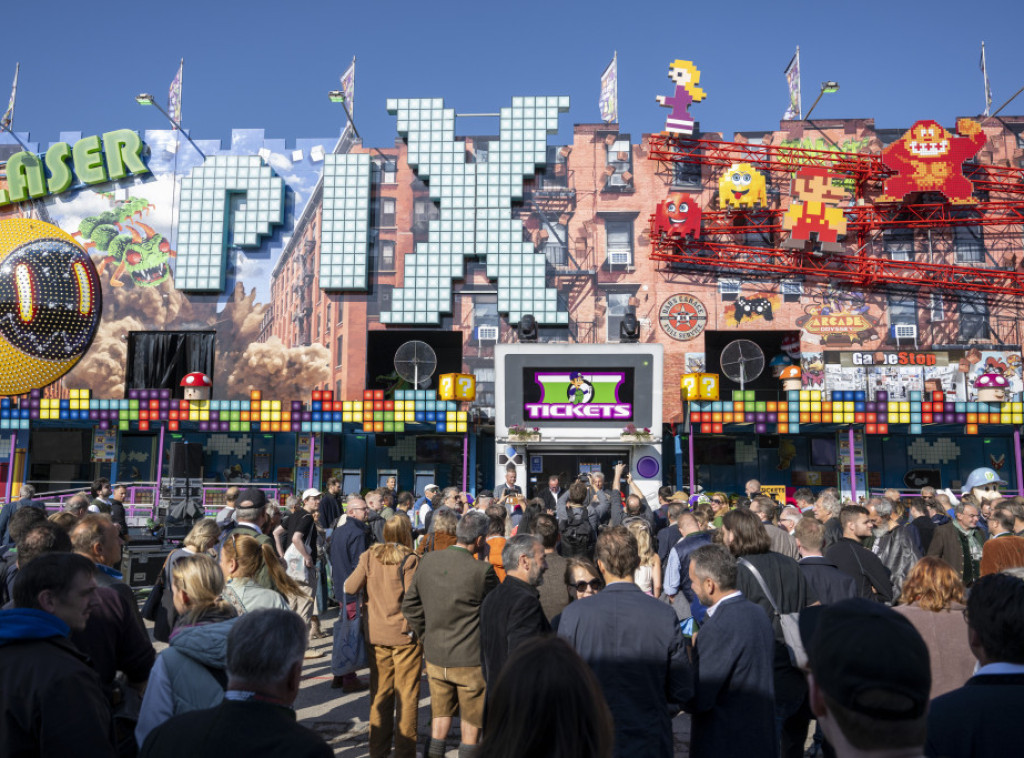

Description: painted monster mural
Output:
[1,128,334,400]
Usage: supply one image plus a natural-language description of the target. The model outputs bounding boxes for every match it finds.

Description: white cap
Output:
[301,488,321,501]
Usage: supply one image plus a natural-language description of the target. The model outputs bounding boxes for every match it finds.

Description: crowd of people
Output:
[1,469,1023,757]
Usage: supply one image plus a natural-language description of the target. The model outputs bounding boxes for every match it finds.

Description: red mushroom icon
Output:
[975,372,1009,403]
[180,372,212,401]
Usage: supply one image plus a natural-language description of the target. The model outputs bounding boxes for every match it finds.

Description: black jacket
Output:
[926,674,1024,758]
[798,556,859,605]
[140,698,331,758]
[824,538,893,603]
[479,575,551,689]
[0,609,117,757]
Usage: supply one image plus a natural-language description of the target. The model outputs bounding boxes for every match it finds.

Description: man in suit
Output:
[558,526,692,758]
[926,572,1024,757]
[686,544,775,758]
[402,510,498,758]
[795,517,858,605]
[480,534,551,691]
[537,475,563,514]
[980,505,1024,575]
[139,609,331,758]
[801,599,931,758]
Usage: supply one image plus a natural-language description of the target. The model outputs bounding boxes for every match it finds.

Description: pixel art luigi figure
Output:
[656,60,706,135]
[567,371,594,405]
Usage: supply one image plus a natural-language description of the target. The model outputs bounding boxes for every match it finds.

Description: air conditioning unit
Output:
[892,324,917,340]
[477,325,499,341]
[608,251,632,266]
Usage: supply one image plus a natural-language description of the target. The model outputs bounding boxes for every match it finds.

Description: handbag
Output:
[331,590,367,676]
[738,558,807,668]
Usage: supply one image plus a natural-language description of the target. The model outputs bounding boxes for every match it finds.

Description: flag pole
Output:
[613,51,618,124]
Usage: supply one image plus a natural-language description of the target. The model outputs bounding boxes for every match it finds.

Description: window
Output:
[604,219,633,266]
[671,144,702,188]
[884,229,914,261]
[605,292,633,342]
[413,199,438,236]
[379,284,393,316]
[954,223,985,265]
[373,159,397,184]
[605,137,633,190]
[335,380,341,399]
[718,279,741,301]
[929,294,944,322]
[474,141,488,164]
[336,296,344,325]
[540,146,569,189]
[541,219,568,266]
[335,335,343,367]
[782,280,804,303]
[379,240,395,271]
[888,294,917,327]
[959,296,989,341]
[379,197,397,228]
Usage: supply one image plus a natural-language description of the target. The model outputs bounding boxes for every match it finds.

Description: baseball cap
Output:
[799,599,930,720]
[237,487,267,510]
[424,483,439,492]
[301,488,321,501]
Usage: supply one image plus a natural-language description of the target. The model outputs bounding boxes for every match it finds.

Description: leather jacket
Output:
[872,524,920,603]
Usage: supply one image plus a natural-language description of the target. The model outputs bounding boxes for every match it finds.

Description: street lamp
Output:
[327,90,346,104]
[804,81,840,121]
[135,92,205,158]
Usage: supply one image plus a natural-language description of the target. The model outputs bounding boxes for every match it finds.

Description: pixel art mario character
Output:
[781,166,848,254]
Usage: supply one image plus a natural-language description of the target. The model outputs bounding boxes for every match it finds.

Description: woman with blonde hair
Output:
[148,517,222,642]
[345,514,422,758]
[627,519,661,597]
[219,533,302,613]
[136,554,238,745]
[894,556,975,698]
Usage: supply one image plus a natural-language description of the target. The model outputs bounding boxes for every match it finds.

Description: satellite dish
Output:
[720,339,765,390]
[394,340,437,389]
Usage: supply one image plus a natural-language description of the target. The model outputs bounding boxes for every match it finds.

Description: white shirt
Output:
[704,590,743,618]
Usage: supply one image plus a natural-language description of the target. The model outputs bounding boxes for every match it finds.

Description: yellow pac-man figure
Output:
[718,163,767,209]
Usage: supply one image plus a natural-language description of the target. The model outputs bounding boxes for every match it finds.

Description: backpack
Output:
[561,506,593,557]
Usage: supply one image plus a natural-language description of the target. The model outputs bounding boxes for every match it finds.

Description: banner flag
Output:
[599,53,617,123]
[783,48,801,120]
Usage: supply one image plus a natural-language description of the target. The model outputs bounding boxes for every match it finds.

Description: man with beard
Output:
[865,497,920,603]
[479,534,550,692]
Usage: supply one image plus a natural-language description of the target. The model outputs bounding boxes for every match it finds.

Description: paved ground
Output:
[149,607,693,757]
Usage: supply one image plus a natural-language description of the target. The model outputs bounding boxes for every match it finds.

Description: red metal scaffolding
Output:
[648,133,1024,297]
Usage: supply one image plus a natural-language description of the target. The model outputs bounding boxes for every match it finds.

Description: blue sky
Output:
[4,0,1024,149]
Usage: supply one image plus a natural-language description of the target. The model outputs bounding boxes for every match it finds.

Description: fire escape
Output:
[521,146,599,343]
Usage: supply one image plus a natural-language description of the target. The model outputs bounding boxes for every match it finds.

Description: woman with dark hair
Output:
[513,499,545,536]
[894,556,974,698]
[549,557,603,632]
[473,636,614,758]
[721,507,813,758]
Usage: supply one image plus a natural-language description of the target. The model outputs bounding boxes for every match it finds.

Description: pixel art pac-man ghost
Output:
[719,163,767,209]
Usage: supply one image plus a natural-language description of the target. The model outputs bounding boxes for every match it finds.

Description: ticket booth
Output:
[495,344,665,500]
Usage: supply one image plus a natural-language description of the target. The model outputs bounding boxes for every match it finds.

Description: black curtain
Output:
[126,331,215,398]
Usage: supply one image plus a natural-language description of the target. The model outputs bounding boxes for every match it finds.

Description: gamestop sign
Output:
[496,344,663,441]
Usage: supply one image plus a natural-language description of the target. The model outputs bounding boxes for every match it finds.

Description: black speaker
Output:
[169,442,203,479]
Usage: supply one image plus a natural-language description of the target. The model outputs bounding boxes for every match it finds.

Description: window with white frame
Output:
[954,222,985,265]
[884,229,914,261]
[379,240,395,271]
[379,197,397,228]
[605,137,633,189]
[541,219,568,266]
[719,279,741,301]
[604,219,633,266]
[782,280,804,303]
[373,159,397,184]
[929,294,944,322]
[888,294,917,326]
